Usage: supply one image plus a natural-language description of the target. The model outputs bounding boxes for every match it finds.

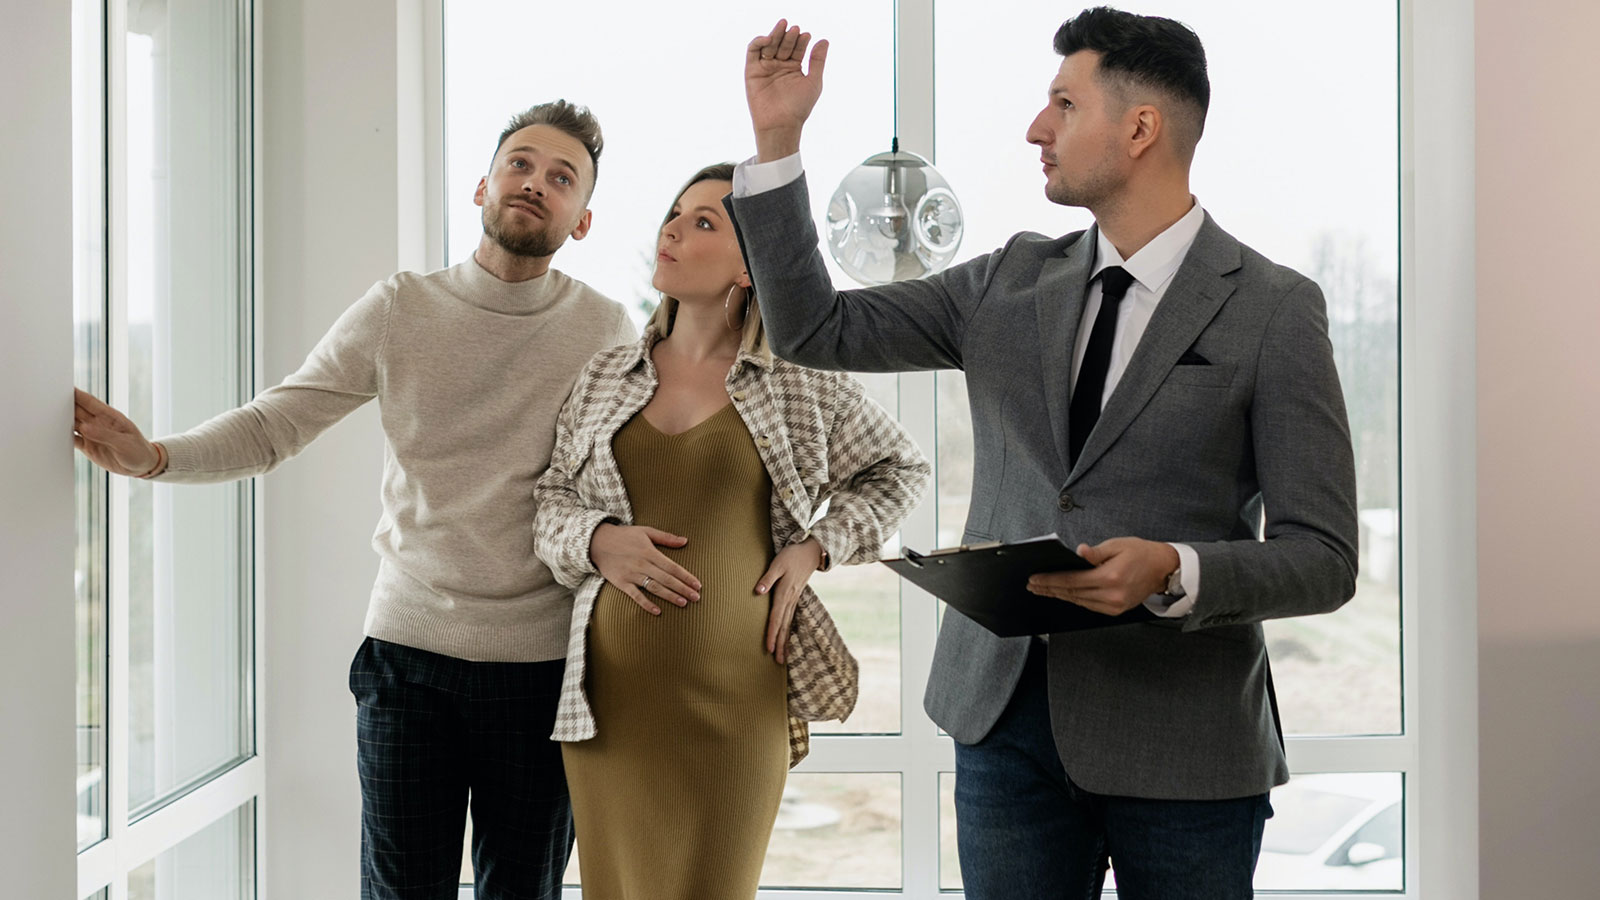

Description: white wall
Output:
[1475,0,1600,896]
[257,0,419,894]
[0,0,78,896]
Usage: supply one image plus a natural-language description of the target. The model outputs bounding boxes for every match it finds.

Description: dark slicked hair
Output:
[1054,7,1210,151]
[491,100,604,190]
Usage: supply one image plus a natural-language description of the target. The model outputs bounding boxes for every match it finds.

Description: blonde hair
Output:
[650,286,769,358]
[649,163,771,359]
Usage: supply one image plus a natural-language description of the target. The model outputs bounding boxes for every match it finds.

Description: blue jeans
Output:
[953,641,1272,900]
[349,637,572,900]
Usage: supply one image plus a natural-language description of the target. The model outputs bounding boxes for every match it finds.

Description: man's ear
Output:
[1127,105,1162,160]
[569,209,593,242]
[473,176,488,208]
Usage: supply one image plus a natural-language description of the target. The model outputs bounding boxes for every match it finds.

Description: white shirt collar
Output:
[1092,199,1207,294]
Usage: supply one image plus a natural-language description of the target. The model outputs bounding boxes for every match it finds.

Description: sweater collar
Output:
[450,253,571,316]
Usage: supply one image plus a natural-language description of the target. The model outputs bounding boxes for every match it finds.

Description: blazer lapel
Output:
[1067,214,1242,483]
[1036,226,1098,477]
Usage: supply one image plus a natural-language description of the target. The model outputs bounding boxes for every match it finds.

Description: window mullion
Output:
[105,0,132,881]
[895,0,940,888]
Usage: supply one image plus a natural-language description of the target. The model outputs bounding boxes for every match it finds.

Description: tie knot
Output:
[1098,266,1135,304]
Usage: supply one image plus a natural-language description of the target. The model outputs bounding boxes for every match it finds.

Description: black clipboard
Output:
[880,534,1158,637]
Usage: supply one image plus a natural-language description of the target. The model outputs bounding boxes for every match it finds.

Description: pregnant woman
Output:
[532,162,929,899]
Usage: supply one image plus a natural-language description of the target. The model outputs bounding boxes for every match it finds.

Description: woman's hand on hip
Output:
[589,523,702,616]
[756,537,825,663]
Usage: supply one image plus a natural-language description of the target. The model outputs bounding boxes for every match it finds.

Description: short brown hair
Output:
[491,100,604,189]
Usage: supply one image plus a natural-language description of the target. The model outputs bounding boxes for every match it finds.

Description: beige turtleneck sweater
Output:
[155,256,636,662]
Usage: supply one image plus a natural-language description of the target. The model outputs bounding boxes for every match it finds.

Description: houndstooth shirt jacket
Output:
[533,326,931,766]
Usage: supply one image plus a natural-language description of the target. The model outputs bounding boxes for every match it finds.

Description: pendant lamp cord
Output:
[892,0,899,153]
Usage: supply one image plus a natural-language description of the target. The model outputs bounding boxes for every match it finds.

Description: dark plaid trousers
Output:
[349,636,573,900]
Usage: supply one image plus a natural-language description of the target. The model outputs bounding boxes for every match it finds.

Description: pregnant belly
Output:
[586,546,783,705]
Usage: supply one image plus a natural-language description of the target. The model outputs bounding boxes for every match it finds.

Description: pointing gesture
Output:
[745,19,828,162]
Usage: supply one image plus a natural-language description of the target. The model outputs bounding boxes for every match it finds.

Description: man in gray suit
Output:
[731,9,1358,899]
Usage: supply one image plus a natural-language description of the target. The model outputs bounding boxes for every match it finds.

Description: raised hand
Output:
[745,19,829,161]
[589,522,703,616]
[73,388,163,477]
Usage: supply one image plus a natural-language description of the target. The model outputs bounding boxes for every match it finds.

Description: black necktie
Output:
[1068,265,1135,468]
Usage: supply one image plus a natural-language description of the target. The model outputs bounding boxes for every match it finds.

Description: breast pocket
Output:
[786,427,829,501]
[1164,362,1237,389]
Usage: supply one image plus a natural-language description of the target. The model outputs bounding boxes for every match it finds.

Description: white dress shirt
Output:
[735,153,1203,617]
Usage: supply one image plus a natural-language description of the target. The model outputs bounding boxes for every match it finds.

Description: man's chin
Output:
[1044,184,1088,209]
[489,228,564,259]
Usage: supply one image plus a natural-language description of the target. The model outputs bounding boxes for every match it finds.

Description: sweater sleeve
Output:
[611,306,639,348]
[154,281,392,484]
[804,373,932,567]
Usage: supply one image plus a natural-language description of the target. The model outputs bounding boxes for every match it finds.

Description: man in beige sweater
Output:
[73,100,636,900]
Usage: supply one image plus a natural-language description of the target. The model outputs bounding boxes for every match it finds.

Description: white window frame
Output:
[421,0,1478,895]
[73,0,267,896]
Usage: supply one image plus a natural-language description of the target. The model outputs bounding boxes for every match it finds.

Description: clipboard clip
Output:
[902,546,926,568]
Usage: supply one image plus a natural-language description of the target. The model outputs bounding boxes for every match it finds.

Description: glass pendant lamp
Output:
[824,2,963,287]
[826,137,964,285]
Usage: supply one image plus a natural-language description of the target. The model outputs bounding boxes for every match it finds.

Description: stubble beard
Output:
[483,202,568,258]
[1044,168,1115,209]
[1043,142,1124,210]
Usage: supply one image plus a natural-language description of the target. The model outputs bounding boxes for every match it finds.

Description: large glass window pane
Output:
[73,0,109,853]
[933,0,1400,736]
[128,801,256,900]
[760,772,902,889]
[123,0,253,813]
[1252,772,1404,892]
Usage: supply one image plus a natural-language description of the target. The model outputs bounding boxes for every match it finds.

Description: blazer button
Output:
[780,487,794,500]
[1057,491,1075,512]
[757,436,772,449]
[732,390,748,401]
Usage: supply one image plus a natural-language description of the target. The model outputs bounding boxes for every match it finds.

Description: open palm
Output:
[744,19,828,157]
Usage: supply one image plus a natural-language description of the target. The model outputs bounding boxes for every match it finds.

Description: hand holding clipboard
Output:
[880,534,1157,637]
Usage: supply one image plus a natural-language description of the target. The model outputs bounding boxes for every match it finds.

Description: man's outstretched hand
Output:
[73,388,162,477]
[745,19,828,162]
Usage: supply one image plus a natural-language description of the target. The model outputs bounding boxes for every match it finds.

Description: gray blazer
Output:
[728,176,1358,801]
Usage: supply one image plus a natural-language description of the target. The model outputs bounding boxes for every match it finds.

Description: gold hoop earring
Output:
[724,284,748,331]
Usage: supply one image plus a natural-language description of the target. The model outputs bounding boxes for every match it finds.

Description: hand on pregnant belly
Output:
[755,537,826,663]
[590,523,704,615]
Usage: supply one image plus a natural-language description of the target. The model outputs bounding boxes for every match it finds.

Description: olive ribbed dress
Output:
[562,403,790,899]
